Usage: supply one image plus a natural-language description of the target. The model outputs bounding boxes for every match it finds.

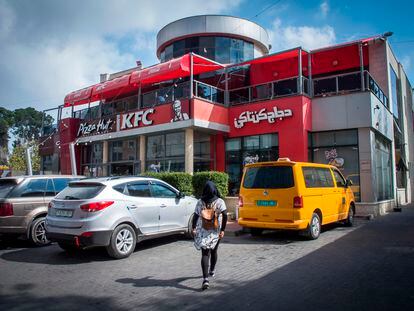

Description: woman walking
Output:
[192,180,227,290]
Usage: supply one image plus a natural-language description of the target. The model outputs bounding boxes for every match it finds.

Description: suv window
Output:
[0,179,19,198]
[151,183,177,198]
[243,166,294,189]
[302,167,334,188]
[53,178,75,193]
[126,183,151,197]
[113,183,126,194]
[9,179,47,197]
[45,179,56,196]
[55,183,105,200]
[332,169,346,187]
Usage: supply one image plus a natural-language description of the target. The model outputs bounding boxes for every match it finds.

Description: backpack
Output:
[200,202,219,230]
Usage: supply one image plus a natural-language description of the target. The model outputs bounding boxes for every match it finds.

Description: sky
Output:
[0,0,413,113]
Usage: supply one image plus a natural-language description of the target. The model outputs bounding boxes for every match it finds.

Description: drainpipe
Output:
[298,48,303,94]
[359,42,365,91]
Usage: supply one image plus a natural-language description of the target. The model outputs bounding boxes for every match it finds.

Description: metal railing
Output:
[228,76,310,106]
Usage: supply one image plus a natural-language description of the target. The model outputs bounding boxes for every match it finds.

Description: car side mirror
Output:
[177,192,185,199]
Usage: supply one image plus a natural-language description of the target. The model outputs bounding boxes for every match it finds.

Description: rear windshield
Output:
[243,166,294,189]
[55,183,104,200]
[0,179,18,198]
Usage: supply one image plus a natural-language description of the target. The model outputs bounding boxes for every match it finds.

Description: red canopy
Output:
[64,53,224,107]
[130,54,223,86]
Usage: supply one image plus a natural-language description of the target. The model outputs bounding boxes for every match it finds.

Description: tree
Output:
[0,107,14,161]
[9,143,40,173]
[12,107,53,146]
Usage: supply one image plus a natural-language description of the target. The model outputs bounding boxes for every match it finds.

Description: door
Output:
[332,169,348,220]
[124,181,159,234]
[150,181,185,232]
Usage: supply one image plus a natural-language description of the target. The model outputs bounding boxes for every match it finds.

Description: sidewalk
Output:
[225,219,243,236]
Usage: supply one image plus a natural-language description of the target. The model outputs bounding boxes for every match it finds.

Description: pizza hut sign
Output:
[77,118,114,137]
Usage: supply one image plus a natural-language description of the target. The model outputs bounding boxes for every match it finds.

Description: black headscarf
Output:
[201,180,219,204]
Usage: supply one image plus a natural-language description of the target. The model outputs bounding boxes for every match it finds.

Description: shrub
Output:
[142,172,193,195]
[192,171,229,199]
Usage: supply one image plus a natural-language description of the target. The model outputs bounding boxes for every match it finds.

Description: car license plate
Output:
[256,200,276,207]
[55,209,73,218]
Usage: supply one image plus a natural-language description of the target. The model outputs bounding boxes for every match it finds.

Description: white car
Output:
[46,177,197,259]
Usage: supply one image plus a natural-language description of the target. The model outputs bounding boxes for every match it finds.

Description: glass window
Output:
[199,37,215,59]
[166,132,185,157]
[338,73,361,92]
[110,139,136,162]
[173,39,185,58]
[185,37,199,54]
[56,183,105,200]
[243,166,294,189]
[230,38,244,63]
[147,134,165,159]
[332,169,346,187]
[164,44,173,61]
[45,179,56,196]
[127,182,151,197]
[313,77,337,95]
[302,167,334,188]
[113,183,126,194]
[226,138,241,151]
[375,134,392,200]
[260,134,278,149]
[10,179,48,198]
[53,178,73,193]
[390,66,400,121]
[244,136,260,150]
[151,183,177,198]
[274,78,298,96]
[215,37,230,64]
[243,41,254,61]
[0,179,18,198]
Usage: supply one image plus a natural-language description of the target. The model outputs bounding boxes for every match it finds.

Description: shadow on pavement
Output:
[0,293,128,311]
[116,276,201,292]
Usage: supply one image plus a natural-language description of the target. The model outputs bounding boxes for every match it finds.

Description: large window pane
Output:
[165,132,184,157]
[215,37,230,63]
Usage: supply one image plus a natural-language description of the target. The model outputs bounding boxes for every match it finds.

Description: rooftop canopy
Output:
[64,53,224,107]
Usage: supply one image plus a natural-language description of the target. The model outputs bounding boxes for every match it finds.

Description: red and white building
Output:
[40,15,414,214]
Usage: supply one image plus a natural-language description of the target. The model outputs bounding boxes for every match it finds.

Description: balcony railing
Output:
[194,80,225,105]
[313,71,388,107]
[228,76,310,106]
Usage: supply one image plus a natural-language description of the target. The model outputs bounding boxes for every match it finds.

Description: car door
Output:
[150,181,184,232]
[332,169,348,220]
[124,181,159,234]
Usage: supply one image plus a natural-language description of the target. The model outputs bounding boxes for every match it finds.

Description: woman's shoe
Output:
[202,279,210,290]
[209,270,215,277]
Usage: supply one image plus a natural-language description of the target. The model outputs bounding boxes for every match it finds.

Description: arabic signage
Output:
[234,106,293,129]
[77,118,115,137]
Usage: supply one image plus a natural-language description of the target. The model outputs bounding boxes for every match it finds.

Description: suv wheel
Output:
[106,224,136,259]
[344,205,354,227]
[306,213,321,240]
[30,217,51,246]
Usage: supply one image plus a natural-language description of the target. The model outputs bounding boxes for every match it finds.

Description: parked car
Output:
[238,158,355,239]
[46,177,197,259]
[0,175,83,245]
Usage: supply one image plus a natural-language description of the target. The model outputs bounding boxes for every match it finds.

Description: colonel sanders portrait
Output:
[170,100,189,122]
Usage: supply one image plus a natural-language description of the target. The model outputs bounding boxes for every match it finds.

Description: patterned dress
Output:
[194,198,227,250]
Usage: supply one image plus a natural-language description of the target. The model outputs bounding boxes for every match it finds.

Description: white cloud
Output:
[320,1,329,18]
[0,0,242,110]
[269,18,336,52]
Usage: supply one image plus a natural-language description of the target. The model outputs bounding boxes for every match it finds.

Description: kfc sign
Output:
[120,108,155,130]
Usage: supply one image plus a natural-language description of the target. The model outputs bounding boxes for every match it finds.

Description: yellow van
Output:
[238,158,355,239]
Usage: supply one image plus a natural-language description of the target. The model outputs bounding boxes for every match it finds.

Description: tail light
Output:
[0,203,14,216]
[293,196,303,208]
[238,196,243,208]
[80,201,114,212]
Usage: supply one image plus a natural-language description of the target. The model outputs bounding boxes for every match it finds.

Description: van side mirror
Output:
[346,179,353,187]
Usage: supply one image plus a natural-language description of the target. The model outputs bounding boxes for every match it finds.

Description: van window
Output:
[243,166,294,189]
[302,167,334,188]
[332,169,346,187]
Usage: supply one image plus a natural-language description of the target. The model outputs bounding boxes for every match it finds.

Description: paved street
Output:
[0,207,413,311]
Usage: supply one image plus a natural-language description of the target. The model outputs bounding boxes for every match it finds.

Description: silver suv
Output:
[46,177,197,259]
[0,175,82,245]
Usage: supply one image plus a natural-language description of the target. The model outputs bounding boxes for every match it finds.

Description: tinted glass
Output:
[45,179,56,196]
[9,179,47,197]
[302,167,334,188]
[151,183,177,198]
[53,178,74,193]
[0,179,18,198]
[332,170,346,187]
[127,183,151,197]
[55,183,104,200]
[243,166,294,189]
[113,183,126,194]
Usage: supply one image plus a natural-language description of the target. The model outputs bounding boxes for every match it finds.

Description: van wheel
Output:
[344,205,354,227]
[306,213,321,240]
[250,228,263,236]
[106,224,136,259]
[30,217,51,246]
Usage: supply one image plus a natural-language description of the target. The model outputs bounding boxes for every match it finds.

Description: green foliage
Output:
[9,143,40,173]
[0,107,14,151]
[192,171,229,199]
[12,107,52,146]
[142,172,194,195]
